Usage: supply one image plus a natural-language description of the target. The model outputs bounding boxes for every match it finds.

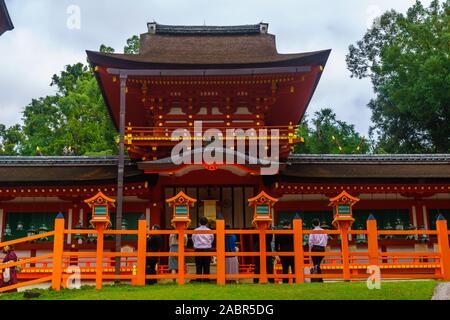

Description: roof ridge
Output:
[147,22,268,35]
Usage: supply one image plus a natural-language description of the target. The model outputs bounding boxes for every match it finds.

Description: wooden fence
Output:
[0,215,449,293]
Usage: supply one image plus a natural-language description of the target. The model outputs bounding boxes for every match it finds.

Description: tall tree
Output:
[295,108,369,154]
[20,64,118,156]
[124,35,140,54]
[0,124,23,155]
[347,0,450,153]
[0,43,125,156]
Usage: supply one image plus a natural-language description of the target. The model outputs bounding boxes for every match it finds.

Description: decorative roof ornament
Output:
[147,22,268,35]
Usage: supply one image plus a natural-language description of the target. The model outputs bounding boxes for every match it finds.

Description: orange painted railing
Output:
[0,216,449,292]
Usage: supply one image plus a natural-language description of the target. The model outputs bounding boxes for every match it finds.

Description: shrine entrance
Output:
[163,186,255,229]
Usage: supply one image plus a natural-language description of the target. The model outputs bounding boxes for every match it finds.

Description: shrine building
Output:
[0,23,449,257]
[0,0,14,36]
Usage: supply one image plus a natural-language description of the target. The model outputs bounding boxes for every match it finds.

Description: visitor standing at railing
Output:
[0,245,18,292]
[275,220,295,284]
[253,228,275,284]
[146,225,162,285]
[192,217,214,282]
[308,219,328,283]
[169,227,188,283]
[225,224,239,284]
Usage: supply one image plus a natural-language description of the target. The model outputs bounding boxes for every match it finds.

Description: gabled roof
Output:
[0,0,14,36]
[87,22,331,67]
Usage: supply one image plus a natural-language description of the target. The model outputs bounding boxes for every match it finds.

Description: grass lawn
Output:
[0,281,438,300]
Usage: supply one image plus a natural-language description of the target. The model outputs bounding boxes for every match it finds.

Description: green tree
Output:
[346,0,450,153]
[124,35,140,54]
[295,108,369,154]
[20,64,117,156]
[0,124,24,155]
[0,40,131,156]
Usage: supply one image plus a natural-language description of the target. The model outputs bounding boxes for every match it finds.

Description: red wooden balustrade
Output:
[0,216,449,292]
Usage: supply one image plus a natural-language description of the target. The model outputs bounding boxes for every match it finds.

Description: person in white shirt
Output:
[308,219,328,282]
[192,217,214,281]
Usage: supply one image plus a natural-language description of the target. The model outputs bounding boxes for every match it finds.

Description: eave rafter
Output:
[273,182,450,196]
[0,182,150,199]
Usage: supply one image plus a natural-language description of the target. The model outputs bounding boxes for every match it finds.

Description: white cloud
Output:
[0,0,433,135]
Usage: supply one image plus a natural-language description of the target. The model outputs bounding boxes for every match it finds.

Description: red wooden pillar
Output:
[95,224,105,290]
[136,216,147,286]
[216,219,226,285]
[51,213,65,291]
[366,215,379,266]
[176,226,187,285]
[258,225,268,284]
[436,215,450,281]
[293,218,305,283]
[339,222,351,281]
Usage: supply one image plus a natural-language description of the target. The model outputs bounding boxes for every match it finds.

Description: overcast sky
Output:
[0,0,432,136]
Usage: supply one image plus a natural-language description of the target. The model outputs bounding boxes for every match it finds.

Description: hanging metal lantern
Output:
[16,221,24,231]
[356,224,366,244]
[39,223,49,241]
[384,221,394,240]
[74,221,84,244]
[420,225,429,243]
[121,218,128,231]
[39,223,48,233]
[87,224,97,244]
[27,225,37,237]
[394,218,404,239]
[4,224,12,237]
[405,223,417,240]
[27,225,37,242]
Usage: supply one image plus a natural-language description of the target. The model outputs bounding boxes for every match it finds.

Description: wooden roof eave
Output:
[0,0,14,36]
[166,191,197,205]
[84,191,116,204]
[86,49,332,72]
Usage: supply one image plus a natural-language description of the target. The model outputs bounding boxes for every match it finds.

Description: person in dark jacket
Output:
[146,224,162,285]
[225,224,239,283]
[275,220,294,283]
[253,228,275,284]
